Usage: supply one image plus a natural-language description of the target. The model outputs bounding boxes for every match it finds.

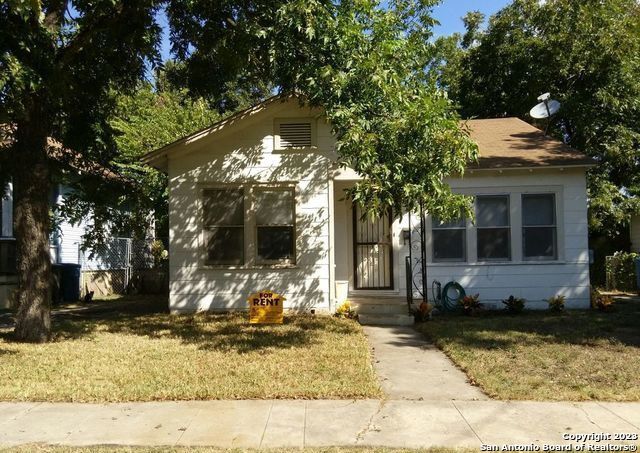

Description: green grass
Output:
[0,297,381,402]
[416,297,640,401]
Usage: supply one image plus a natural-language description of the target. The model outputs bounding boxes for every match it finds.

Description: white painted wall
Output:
[168,98,591,312]
[631,215,640,253]
[54,185,90,264]
[414,170,590,309]
[167,98,334,313]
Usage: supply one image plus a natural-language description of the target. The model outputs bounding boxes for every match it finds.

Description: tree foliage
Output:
[1,0,477,341]
[167,0,478,218]
[436,0,640,234]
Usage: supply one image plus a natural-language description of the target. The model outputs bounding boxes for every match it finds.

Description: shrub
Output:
[335,301,358,320]
[413,301,434,322]
[547,295,566,312]
[591,289,616,312]
[605,251,639,291]
[502,295,526,313]
[459,294,482,316]
[151,240,169,269]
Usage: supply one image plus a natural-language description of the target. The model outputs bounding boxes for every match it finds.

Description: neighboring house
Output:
[143,95,595,317]
[0,125,126,308]
[0,182,93,308]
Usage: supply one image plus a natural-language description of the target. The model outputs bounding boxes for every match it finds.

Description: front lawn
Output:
[416,296,640,401]
[0,297,381,402]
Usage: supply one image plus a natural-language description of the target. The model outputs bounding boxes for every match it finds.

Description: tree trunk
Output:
[12,122,52,343]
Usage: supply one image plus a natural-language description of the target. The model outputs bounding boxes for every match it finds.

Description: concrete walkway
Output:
[1,400,639,448]
[364,325,488,401]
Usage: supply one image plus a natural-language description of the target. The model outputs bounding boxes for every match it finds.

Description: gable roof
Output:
[467,118,594,170]
[141,95,595,171]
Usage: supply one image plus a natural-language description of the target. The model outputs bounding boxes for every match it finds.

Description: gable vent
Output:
[279,122,312,148]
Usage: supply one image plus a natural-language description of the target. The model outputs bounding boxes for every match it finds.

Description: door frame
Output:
[352,204,394,290]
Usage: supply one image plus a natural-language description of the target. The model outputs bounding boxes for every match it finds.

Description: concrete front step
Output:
[358,313,415,326]
[349,296,406,305]
[352,302,410,315]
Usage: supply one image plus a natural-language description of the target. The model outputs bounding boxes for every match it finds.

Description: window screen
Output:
[256,189,295,263]
[522,194,557,260]
[476,195,511,260]
[203,188,244,265]
[432,216,466,262]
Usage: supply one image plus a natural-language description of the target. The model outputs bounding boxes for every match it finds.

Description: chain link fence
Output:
[79,238,168,297]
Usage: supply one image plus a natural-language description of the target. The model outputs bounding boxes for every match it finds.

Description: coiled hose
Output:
[432,280,465,312]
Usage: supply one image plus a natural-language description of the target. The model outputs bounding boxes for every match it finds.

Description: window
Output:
[432,216,466,262]
[202,188,244,265]
[522,194,557,260]
[256,188,295,264]
[274,120,315,149]
[476,195,511,260]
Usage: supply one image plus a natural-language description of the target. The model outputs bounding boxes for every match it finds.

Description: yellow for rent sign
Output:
[248,290,285,324]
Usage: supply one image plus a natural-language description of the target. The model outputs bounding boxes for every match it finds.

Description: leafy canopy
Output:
[167,0,478,219]
[434,0,640,233]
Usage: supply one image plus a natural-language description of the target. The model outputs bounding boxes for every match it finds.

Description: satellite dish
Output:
[530,99,561,119]
[529,93,561,135]
[537,92,551,102]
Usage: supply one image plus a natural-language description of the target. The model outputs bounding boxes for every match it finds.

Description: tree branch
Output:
[55,2,126,66]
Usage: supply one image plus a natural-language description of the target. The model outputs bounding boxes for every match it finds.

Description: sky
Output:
[157,0,513,62]
[431,0,512,37]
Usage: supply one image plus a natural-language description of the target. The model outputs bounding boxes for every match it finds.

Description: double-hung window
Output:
[203,188,245,265]
[202,186,296,267]
[522,194,557,260]
[255,188,295,264]
[432,216,466,262]
[476,195,511,261]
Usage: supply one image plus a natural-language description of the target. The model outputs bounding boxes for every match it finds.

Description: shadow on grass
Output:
[416,297,640,350]
[48,296,360,354]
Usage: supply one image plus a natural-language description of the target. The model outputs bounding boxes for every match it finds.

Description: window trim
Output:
[522,193,558,261]
[475,194,512,262]
[198,183,298,270]
[273,118,317,151]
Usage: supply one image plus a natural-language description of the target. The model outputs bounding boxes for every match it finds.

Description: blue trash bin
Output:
[59,263,81,302]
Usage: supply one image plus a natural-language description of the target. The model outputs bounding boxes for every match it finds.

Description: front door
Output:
[353,204,393,289]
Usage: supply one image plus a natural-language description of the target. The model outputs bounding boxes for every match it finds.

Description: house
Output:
[143,95,595,319]
[0,126,129,308]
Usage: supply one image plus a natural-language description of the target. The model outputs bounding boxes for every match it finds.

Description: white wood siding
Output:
[403,170,591,309]
[54,185,89,264]
[167,98,334,312]
[168,98,592,312]
[631,215,640,253]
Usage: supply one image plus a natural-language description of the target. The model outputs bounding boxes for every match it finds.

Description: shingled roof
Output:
[466,118,594,170]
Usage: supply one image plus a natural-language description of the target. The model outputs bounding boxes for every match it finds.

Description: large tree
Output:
[436,0,640,234]
[1,0,476,342]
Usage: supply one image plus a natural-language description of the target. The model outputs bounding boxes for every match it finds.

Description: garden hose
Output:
[441,281,466,312]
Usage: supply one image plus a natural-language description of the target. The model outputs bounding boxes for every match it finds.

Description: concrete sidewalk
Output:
[0,400,639,448]
[364,325,488,401]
